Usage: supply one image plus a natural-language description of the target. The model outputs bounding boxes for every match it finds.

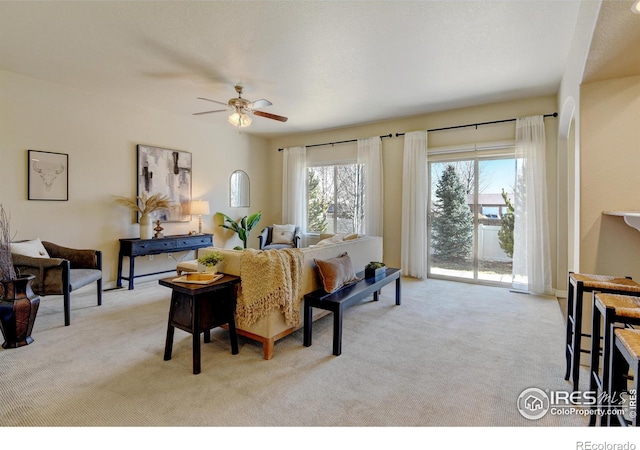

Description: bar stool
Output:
[607,328,640,426]
[565,272,640,392]
[589,293,640,426]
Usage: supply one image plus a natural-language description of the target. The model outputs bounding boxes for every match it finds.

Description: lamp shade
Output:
[189,200,210,216]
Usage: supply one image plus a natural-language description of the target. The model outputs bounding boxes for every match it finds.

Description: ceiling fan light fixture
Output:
[228,111,252,128]
[633,0,640,13]
[195,86,286,126]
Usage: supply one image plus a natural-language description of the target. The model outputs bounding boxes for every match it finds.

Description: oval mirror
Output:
[230,170,250,207]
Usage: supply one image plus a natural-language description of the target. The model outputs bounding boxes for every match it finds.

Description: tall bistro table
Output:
[159,273,240,374]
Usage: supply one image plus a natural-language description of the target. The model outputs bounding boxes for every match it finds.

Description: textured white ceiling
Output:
[583,0,640,83]
[0,1,584,137]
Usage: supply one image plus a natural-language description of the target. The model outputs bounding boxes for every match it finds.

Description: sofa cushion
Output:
[314,252,360,293]
[272,224,296,244]
[264,243,296,250]
[11,238,50,258]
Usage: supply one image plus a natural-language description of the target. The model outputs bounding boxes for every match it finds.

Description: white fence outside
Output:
[478,224,511,262]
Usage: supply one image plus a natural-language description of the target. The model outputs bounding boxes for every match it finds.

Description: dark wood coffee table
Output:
[303,268,401,356]
[159,274,241,374]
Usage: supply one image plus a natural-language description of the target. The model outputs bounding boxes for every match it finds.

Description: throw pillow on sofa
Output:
[316,234,344,246]
[11,238,50,258]
[315,233,359,246]
[272,224,296,245]
[314,252,360,293]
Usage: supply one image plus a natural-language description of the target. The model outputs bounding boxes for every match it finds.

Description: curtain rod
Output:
[277,134,393,152]
[277,112,558,151]
[395,112,558,137]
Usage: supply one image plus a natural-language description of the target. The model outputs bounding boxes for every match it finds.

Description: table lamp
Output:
[189,200,210,234]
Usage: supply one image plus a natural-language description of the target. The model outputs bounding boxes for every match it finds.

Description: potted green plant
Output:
[197,251,223,273]
[0,203,40,348]
[218,211,262,249]
[114,192,172,240]
[365,261,386,279]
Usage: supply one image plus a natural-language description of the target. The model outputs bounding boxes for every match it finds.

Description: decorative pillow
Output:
[314,252,360,293]
[343,233,359,241]
[272,224,296,245]
[11,238,50,258]
[316,234,344,246]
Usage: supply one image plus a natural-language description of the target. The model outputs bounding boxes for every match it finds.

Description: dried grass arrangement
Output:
[0,204,16,281]
[114,192,172,214]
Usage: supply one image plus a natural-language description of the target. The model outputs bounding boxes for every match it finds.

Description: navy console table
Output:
[117,234,213,290]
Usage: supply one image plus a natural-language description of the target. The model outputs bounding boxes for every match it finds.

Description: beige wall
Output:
[580,75,640,279]
[268,95,560,288]
[0,70,271,287]
[0,68,564,290]
[557,0,602,284]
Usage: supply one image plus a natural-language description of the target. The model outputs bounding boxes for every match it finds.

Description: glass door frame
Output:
[427,146,515,287]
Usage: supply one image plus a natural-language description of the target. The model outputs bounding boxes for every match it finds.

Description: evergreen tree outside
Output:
[498,188,514,258]
[307,169,329,233]
[431,164,473,260]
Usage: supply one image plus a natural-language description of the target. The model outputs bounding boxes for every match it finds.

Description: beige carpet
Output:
[0,276,588,428]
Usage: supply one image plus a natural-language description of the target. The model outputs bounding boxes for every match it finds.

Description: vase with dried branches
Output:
[0,203,40,348]
[0,204,16,281]
[114,192,172,239]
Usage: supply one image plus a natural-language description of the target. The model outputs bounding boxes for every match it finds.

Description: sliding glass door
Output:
[428,156,515,285]
[429,159,475,280]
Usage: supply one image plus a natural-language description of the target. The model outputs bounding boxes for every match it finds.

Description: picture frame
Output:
[137,144,192,222]
[28,150,69,201]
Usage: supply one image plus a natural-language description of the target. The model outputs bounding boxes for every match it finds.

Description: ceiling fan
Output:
[193,85,288,128]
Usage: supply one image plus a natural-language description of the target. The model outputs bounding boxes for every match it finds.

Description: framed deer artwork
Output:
[28,150,69,201]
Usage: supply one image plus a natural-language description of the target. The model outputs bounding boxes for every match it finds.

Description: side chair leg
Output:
[64,291,71,326]
[97,279,103,306]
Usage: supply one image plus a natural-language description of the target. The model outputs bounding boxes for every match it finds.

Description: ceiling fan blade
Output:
[252,110,288,122]
[193,109,226,115]
[196,97,229,107]
[248,99,272,110]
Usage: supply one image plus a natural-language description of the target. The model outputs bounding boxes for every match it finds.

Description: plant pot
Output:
[365,266,386,279]
[0,275,40,348]
[140,213,153,240]
[197,263,217,274]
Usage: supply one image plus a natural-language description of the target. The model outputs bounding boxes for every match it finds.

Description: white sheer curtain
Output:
[357,136,383,236]
[512,115,552,294]
[401,131,428,278]
[282,146,307,244]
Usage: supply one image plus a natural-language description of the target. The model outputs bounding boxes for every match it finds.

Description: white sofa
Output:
[189,235,383,359]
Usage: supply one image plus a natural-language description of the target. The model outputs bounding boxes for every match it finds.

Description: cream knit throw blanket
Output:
[236,248,304,327]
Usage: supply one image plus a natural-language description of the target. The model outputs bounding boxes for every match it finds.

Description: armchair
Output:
[12,241,102,326]
[258,225,301,250]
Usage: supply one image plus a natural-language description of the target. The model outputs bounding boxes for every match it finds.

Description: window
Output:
[307,163,364,234]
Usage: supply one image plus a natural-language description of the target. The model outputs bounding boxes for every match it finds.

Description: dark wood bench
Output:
[303,267,401,356]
